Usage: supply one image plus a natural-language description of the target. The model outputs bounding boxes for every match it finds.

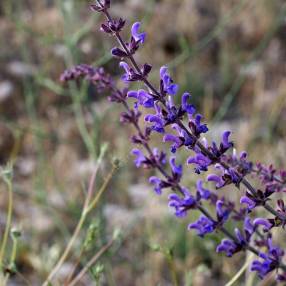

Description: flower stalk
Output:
[61,0,286,281]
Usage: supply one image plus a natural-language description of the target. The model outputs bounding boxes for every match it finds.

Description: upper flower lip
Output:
[131,22,146,44]
[159,66,179,95]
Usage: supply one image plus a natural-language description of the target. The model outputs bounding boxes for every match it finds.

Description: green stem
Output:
[0,179,13,274]
[167,255,178,286]
[42,161,114,286]
[42,211,87,286]
[68,239,114,286]
[3,234,19,285]
[72,87,97,159]
[86,167,116,213]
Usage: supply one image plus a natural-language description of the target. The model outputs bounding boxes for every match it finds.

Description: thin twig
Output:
[68,239,114,286]
[42,150,111,286]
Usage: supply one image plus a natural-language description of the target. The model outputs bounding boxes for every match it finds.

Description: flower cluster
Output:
[60,64,113,92]
[61,0,286,281]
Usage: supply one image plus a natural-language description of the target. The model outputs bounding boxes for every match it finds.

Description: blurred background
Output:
[0,0,286,285]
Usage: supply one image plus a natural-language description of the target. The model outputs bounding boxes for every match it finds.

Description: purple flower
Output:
[251,259,273,279]
[149,176,164,195]
[131,22,146,44]
[152,148,167,166]
[216,200,230,222]
[207,174,225,189]
[250,242,283,281]
[182,93,196,116]
[160,66,179,95]
[253,218,273,232]
[169,156,183,178]
[222,150,253,177]
[145,103,165,133]
[196,180,211,200]
[243,217,255,240]
[168,188,196,218]
[132,149,147,167]
[234,228,246,245]
[127,89,154,108]
[228,168,241,184]
[188,215,215,237]
[256,163,286,194]
[163,134,183,153]
[119,61,141,82]
[189,114,208,136]
[216,239,239,257]
[171,124,194,148]
[187,153,212,174]
[221,131,233,150]
[240,195,256,211]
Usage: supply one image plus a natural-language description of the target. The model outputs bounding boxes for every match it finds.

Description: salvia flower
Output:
[131,22,146,44]
[169,156,183,179]
[243,217,255,241]
[182,92,196,116]
[163,133,183,153]
[207,174,225,189]
[189,114,208,136]
[221,131,233,150]
[119,61,141,81]
[187,153,212,174]
[251,239,284,280]
[160,66,179,95]
[168,188,196,218]
[256,163,286,194]
[144,103,165,133]
[253,218,273,232]
[132,149,148,168]
[216,239,240,257]
[196,180,211,200]
[188,215,215,237]
[216,200,230,223]
[152,148,167,166]
[223,150,253,176]
[127,89,154,108]
[149,176,168,195]
[240,195,257,211]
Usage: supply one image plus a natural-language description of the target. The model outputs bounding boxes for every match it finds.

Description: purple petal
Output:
[240,196,256,210]
[253,218,273,232]
[169,157,182,176]
[222,131,232,149]
[160,66,168,79]
[119,61,130,73]
[182,92,196,115]
[207,174,224,188]
[127,90,138,99]
[131,22,146,43]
